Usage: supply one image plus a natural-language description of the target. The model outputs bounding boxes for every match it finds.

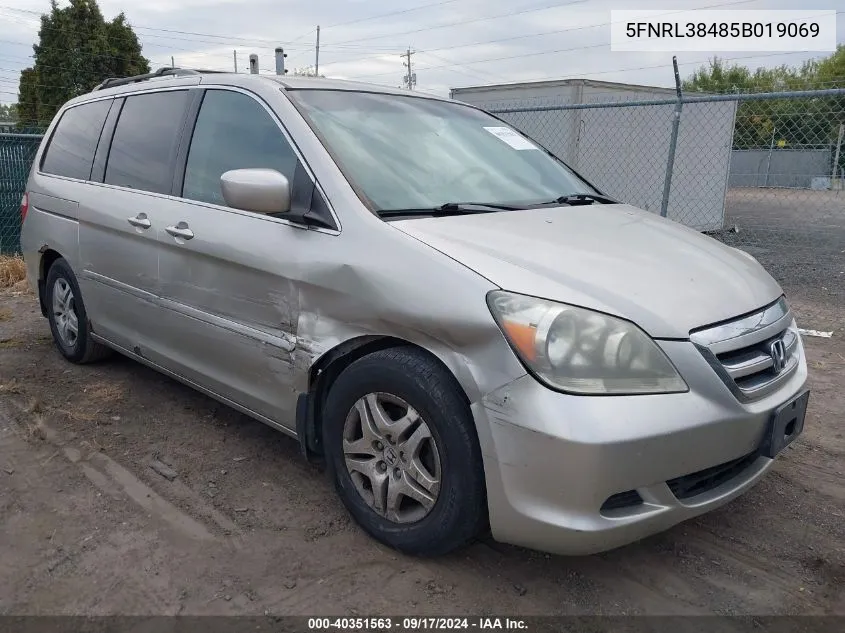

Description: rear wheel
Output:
[45,258,111,364]
[323,346,486,556]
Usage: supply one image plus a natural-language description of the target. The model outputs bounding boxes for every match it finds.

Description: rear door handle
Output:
[128,214,151,229]
[165,222,194,240]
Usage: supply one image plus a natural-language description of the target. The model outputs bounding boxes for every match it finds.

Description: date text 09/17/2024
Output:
[307,617,528,630]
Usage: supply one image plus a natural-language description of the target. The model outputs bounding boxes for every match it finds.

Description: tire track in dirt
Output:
[1,398,225,545]
[3,288,845,615]
[775,459,845,505]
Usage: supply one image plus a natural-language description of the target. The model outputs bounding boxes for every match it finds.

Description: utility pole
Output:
[171,56,175,68]
[401,48,416,90]
[233,50,238,73]
[832,122,844,189]
[315,25,320,76]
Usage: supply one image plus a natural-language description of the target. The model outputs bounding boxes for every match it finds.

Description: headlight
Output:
[487,291,688,395]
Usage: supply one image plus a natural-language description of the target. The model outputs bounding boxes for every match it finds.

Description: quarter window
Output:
[183,90,299,207]
[104,91,189,194]
[41,100,111,180]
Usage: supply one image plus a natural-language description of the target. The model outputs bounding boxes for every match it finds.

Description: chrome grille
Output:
[690,297,799,401]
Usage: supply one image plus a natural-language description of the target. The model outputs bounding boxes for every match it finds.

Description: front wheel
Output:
[323,346,487,556]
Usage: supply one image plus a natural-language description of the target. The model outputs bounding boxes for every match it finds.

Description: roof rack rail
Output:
[93,67,228,91]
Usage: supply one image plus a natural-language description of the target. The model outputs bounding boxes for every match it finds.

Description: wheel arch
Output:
[296,335,474,465]
[37,248,64,318]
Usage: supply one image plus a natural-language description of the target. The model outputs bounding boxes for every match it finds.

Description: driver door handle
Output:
[127,214,151,229]
[165,223,194,240]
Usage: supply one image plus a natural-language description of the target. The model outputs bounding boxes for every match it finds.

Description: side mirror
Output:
[220,168,291,214]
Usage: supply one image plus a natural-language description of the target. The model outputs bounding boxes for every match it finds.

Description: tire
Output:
[45,257,112,364]
[323,346,487,556]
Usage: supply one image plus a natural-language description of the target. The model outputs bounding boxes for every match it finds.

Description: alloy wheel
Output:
[342,392,442,523]
[52,277,79,349]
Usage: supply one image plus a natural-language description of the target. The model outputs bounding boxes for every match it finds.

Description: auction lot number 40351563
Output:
[307,617,529,630]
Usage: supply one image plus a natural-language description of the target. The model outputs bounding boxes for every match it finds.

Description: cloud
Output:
[0,0,842,104]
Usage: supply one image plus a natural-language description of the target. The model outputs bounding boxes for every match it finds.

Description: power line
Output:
[0,6,399,53]
[0,0,596,78]
[341,7,841,81]
[2,59,843,105]
[321,0,463,30]
[329,0,589,47]
[421,51,504,84]
[131,29,395,51]
[346,43,610,79]
[0,0,763,70]
[0,3,463,52]
[0,39,177,71]
[458,51,836,87]
[318,0,759,70]
[1,0,839,97]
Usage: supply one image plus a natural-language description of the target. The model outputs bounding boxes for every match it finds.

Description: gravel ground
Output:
[718,187,845,333]
[0,286,843,617]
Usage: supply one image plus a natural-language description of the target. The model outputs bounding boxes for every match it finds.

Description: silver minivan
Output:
[21,68,809,557]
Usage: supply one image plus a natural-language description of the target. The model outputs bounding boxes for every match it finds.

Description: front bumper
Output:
[474,338,808,556]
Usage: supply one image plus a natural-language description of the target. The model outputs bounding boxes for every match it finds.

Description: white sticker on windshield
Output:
[483,126,538,150]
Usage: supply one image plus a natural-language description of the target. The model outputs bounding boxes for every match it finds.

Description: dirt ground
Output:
[0,285,843,617]
[721,188,845,332]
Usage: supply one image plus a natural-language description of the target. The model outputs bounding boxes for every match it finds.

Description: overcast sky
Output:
[1,0,843,103]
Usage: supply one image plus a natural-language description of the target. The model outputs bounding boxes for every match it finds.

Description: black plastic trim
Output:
[170,88,205,197]
[600,490,643,512]
[90,98,122,183]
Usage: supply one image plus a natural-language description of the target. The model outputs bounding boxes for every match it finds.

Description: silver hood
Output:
[392,204,783,339]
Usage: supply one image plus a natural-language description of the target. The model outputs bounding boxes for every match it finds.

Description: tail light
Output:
[20,192,29,222]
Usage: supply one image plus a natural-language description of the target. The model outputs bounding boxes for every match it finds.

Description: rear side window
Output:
[41,100,111,180]
[182,90,299,206]
[104,91,189,194]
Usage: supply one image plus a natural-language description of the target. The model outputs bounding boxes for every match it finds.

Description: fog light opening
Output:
[784,419,796,437]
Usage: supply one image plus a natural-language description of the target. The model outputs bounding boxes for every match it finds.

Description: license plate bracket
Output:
[760,390,810,459]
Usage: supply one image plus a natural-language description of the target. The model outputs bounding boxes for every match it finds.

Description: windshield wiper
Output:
[379,201,525,217]
[531,193,617,207]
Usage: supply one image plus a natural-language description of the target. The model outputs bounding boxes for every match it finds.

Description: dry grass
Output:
[56,380,126,423]
[11,279,31,294]
[0,307,12,322]
[0,255,26,289]
[0,379,23,395]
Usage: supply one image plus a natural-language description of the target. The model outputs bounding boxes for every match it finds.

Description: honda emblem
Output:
[769,338,787,374]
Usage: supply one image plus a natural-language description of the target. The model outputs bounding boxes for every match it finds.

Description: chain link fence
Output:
[1,90,844,330]
[1,131,43,254]
[486,88,845,332]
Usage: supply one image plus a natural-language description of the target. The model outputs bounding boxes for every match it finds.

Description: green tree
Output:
[19,0,149,126]
[0,103,18,121]
[803,45,845,89]
[683,56,813,94]
[17,68,39,127]
[683,57,754,93]
[293,66,325,78]
[813,46,845,175]
[683,53,845,151]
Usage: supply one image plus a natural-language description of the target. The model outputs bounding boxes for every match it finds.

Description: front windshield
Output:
[288,89,597,213]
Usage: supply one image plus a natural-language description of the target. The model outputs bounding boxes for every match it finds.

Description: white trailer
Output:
[450,79,737,232]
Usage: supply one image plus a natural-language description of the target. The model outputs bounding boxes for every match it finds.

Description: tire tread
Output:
[45,258,112,365]
[324,345,487,557]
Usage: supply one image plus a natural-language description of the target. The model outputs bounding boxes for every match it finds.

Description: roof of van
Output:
[269,75,445,97]
[79,69,450,103]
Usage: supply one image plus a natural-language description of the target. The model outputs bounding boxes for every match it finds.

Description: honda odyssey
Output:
[20,68,809,556]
